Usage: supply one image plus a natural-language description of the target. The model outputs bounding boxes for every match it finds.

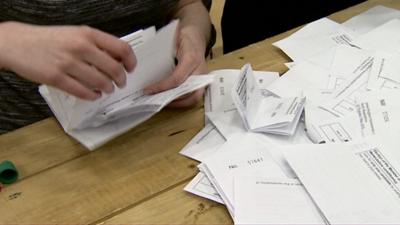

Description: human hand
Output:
[0,22,136,100]
[144,24,208,107]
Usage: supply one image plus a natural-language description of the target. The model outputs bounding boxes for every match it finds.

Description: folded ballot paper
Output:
[39,20,213,150]
[231,64,305,135]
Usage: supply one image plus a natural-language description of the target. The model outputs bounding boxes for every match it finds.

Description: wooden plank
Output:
[0,106,204,224]
[0,105,200,181]
[210,0,225,58]
[99,183,232,225]
[0,119,88,180]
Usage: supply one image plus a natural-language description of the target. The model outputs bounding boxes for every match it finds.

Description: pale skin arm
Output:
[0,21,136,100]
[144,0,213,107]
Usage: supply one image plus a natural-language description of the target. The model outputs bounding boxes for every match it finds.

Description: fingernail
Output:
[118,73,127,88]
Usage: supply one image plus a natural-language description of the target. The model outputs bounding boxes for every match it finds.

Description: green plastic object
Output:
[0,160,19,184]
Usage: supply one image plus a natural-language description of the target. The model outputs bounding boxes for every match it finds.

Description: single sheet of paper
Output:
[179,123,225,162]
[234,176,326,225]
[206,109,247,139]
[273,18,358,62]
[320,47,373,117]
[267,61,330,98]
[184,172,224,204]
[373,54,400,87]
[366,52,400,90]
[305,104,360,144]
[355,19,400,54]
[356,91,400,138]
[343,5,400,35]
[285,140,400,224]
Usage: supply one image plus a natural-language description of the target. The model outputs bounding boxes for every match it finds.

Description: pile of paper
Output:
[40,20,213,150]
[181,5,400,224]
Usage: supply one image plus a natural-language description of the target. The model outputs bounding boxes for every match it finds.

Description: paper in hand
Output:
[40,20,213,150]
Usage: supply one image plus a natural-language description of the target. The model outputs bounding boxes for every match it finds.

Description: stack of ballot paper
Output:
[180,5,400,225]
[40,20,213,150]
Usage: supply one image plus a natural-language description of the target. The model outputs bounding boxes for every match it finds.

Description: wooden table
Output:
[1,1,399,224]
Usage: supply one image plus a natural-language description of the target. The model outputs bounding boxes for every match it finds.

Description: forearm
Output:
[173,0,212,54]
[0,21,19,70]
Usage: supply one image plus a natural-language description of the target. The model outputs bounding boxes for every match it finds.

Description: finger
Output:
[55,74,101,100]
[67,61,115,94]
[145,52,197,94]
[82,45,127,88]
[90,28,137,72]
[167,88,204,108]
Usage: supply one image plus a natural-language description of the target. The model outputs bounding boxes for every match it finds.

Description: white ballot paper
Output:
[206,109,247,139]
[355,19,400,54]
[343,5,400,35]
[356,91,400,138]
[372,53,400,88]
[285,140,400,224]
[39,20,213,150]
[304,103,360,144]
[231,64,305,136]
[266,61,331,98]
[184,172,224,204]
[367,52,400,91]
[273,18,358,62]
[201,133,287,216]
[179,123,225,162]
[321,46,373,117]
[234,176,325,225]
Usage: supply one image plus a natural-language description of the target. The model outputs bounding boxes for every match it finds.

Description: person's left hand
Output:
[144,25,208,107]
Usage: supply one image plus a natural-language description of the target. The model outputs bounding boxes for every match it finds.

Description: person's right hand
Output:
[0,21,136,100]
